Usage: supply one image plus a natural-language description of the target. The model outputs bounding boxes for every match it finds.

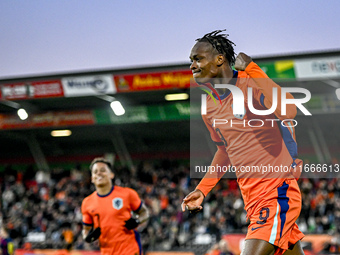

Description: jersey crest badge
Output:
[112,197,123,210]
[232,103,246,119]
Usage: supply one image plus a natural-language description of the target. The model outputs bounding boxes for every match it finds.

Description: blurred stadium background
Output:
[0,49,340,255]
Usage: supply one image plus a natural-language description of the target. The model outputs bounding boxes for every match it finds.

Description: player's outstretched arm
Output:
[182,145,230,214]
[235,52,297,120]
[196,145,230,194]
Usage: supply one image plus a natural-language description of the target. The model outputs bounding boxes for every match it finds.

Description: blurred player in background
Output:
[182,30,305,255]
[0,226,14,255]
[81,157,149,255]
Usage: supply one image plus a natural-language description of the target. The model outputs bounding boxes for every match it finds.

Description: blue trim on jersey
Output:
[278,122,298,159]
[96,185,114,197]
[213,70,238,100]
[134,230,142,255]
[82,221,93,226]
[277,181,290,238]
[218,89,231,100]
[269,203,279,244]
[133,201,143,213]
[232,70,239,80]
[260,93,266,108]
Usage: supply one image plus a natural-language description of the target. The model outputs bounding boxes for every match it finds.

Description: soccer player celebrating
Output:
[182,30,305,255]
[81,157,149,255]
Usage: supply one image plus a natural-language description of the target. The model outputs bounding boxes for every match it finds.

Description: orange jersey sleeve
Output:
[81,194,95,226]
[244,62,297,120]
[196,145,231,197]
[195,114,232,197]
[127,187,142,212]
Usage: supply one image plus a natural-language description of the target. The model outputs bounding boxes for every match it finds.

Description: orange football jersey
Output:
[196,62,303,212]
[81,185,142,255]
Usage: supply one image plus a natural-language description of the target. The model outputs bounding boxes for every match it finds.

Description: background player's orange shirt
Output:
[196,62,302,212]
[81,185,142,248]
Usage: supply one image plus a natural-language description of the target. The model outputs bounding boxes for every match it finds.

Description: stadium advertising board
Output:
[0,110,95,129]
[15,251,193,255]
[61,75,116,96]
[0,103,191,130]
[14,234,329,255]
[98,102,192,124]
[0,80,64,100]
[146,253,194,255]
[258,60,296,79]
[113,69,192,92]
[1,97,339,130]
[294,57,340,79]
[15,250,101,255]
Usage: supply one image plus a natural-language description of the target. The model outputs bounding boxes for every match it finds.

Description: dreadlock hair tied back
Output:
[196,29,236,66]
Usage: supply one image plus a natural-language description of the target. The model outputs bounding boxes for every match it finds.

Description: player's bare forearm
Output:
[82,225,92,240]
[136,203,149,224]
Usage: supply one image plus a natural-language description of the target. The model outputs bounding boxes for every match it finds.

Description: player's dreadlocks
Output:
[196,29,236,66]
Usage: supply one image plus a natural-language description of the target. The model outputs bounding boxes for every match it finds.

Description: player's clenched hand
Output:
[181,189,205,213]
[234,52,252,71]
[124,217,139,230]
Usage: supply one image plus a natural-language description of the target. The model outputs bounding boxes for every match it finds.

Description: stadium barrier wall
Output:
[14,234,334,255]
[15,250,194,255]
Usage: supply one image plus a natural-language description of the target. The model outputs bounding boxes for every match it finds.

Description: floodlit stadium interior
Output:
[1,50,340,255]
